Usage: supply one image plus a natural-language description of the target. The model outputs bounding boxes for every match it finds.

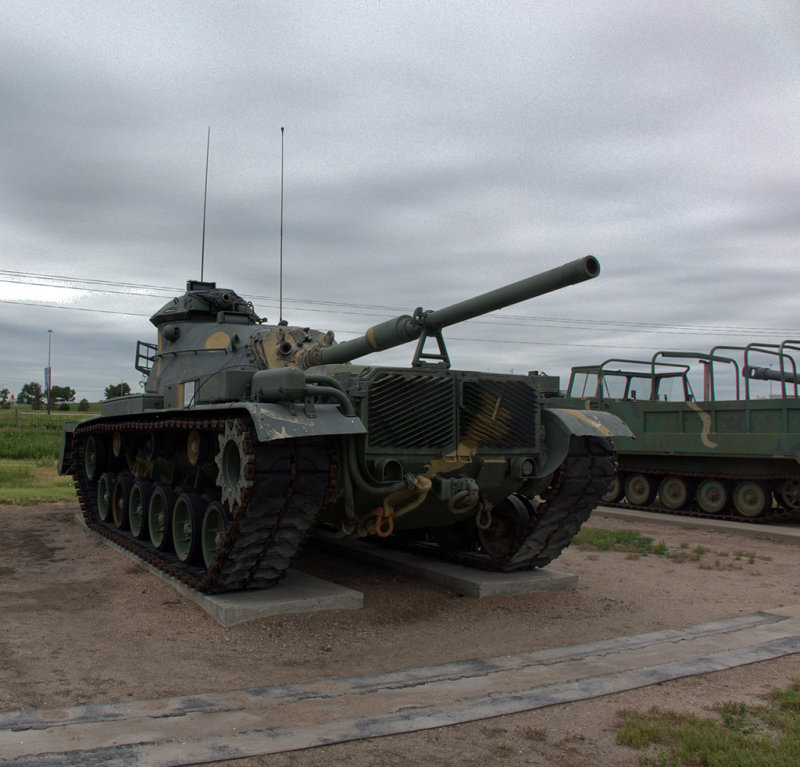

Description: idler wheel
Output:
[129,479,154,540]
[201,501,231,570]
[172,492,205,563]
[97,473,115,522]
[148,483,177,551]
[478,494,533,560]
[778,478,800,510]
[111,473,134,529]
[83,434,105,482]
[214,418,254,509]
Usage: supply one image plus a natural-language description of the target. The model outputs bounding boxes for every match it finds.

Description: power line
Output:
[1,270,797,338]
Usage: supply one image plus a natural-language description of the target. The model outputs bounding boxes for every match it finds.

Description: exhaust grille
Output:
[367,373,454,449]
[460,379,538,449]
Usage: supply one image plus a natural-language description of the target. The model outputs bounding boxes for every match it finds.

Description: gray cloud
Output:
[2,1,799,401]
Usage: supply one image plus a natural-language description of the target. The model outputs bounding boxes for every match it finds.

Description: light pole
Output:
[47,329,53,415]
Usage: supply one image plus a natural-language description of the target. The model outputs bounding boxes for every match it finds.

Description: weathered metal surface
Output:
[60,257,625,592]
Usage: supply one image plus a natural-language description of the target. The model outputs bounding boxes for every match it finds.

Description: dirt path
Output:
[1,504,799,766]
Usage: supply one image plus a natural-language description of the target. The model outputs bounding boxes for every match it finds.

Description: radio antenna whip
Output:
[279,126,285,323]
[201,126,210,281]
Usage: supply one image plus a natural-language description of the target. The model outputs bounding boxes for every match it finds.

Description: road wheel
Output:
[658,476,692,511]
[201,501,231,570]
[148,483,176,551]
[696,478,729,515]
[732,480,771,518]
[129,480,153,540]
[97,473,115,522]
[83,434,105,482]
[111,474,133,529]
[172,492,205,563]
[624,474,656,506]
[601,473,624,503]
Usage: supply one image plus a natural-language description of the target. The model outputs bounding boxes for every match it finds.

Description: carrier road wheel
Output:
[111,474,134,529]
[83,434,105,482]
[478,494,533,560]
[97,473,115,522]
[129,480,153,540]
[172,492,205,563]
[201,501,231,570]
[148,483,177,551]
[659,476,692,511]
[600,473,624,504]
[732,481,770,518]
[624,474,656,506]
[696,478,729,515]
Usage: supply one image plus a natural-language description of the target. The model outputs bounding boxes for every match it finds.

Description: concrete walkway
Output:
[3,606,800,766]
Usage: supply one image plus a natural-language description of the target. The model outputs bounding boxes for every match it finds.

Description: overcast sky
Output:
[1,1,799,402]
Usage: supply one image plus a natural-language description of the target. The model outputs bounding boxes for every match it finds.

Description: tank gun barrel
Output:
[299,255,600,368]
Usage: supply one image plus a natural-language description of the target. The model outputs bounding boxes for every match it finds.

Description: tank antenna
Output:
[279,126,285,323]
[201,126,210,281]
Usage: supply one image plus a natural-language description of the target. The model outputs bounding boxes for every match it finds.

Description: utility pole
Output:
[46,329,53,416]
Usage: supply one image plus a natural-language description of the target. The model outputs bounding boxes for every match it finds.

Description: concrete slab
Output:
[4,608,800,766]
[593,506,800,545]
[79,515,363,626]
[173,570,363,627]
[312,538,578,597]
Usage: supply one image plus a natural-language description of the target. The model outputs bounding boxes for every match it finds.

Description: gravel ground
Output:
[1,503,799,766]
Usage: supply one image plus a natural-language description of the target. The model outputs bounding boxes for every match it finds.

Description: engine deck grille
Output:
[367,373,454,449]
[366,371,539,452]
[460,379,539,449]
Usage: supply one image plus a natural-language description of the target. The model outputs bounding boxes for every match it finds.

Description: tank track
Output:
[71,414,335,593]
[605,466,800,524]
[398,435,615,570]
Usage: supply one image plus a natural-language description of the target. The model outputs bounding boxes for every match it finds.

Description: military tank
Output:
[59,255,629,592]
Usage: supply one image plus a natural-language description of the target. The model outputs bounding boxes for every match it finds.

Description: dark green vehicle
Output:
[59,256,629,592]
[557,340,800,520]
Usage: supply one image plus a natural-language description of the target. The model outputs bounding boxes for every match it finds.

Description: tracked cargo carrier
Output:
[557,341,800,521]
[59,256,629,592]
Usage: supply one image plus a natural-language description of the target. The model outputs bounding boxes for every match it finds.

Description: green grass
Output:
[572,526,767,569]
[572,527,667,555]
[0,424,64,460]
[0,407,90,503]
[617,681,800,766]
[0,459,75,504]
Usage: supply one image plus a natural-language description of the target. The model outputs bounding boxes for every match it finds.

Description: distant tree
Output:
[0,388,9,409]
[58,403,70,411]
[49,385,76,403]
[18,382,44,409]
[77,398,90,412]
[104,382,131,400]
